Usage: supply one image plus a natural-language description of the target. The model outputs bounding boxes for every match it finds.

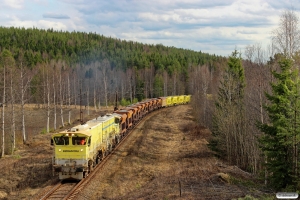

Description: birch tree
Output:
[272,9,300,58]
[0,50,15,157]
[58,62,65,128]
[18,53,34,144]
[9,56,16,153]
[52,65,57,130]
[67,72,71,124]
[99,59,110,107]
[46,65,51,133]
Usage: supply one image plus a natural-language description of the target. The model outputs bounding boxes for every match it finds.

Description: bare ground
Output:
[0,105,274,200]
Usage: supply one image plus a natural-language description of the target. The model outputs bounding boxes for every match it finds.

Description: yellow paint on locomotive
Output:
[51,114,121,180]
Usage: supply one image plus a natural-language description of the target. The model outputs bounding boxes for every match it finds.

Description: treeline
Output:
[192,9,300,192]
[0,26,222,70]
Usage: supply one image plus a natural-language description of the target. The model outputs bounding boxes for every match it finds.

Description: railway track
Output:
[39,181,78,200]
[38,109,158,200]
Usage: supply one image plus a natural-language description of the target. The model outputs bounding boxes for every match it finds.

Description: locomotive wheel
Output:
[88,160,93,172]
[98,151,103,163]
[88,164,93,172]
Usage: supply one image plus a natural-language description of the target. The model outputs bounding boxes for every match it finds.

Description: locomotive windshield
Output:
[54,136,69,145]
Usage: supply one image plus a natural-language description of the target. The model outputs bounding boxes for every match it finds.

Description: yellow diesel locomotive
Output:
[51,113,121,180]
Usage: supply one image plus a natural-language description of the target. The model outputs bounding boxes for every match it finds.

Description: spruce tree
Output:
[258,58,300,190]
[211,50,246,167]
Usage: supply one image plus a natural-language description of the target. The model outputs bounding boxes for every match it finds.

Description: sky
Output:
[0,0,299,57]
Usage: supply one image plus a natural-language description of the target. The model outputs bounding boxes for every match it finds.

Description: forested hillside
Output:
[0,27,222,68]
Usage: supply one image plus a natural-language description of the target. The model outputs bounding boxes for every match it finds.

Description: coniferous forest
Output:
[1,9,300,193]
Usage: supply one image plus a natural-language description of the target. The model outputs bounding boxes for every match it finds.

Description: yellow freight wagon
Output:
[178,95,184,104]
[184,95,191,103]
[172,96,178,105]
[166,96,173,107]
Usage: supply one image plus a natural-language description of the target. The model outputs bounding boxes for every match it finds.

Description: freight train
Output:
[51,95,191,180]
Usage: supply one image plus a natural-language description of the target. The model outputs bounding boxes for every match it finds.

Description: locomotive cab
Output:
[52,133,91,180]
[51,114,122,180]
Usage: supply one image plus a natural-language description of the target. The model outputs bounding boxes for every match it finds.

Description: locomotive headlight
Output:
[80,149,83,152]
[59,149,61,152]
[66,133,69,136]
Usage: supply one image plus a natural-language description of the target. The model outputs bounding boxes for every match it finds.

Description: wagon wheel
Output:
[103,150,107,158]
[115,135,119,145]
[112,138,116,148]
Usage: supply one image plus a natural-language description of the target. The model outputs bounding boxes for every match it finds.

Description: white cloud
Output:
[3,0,24,9]
[37,20,68,30]
[4,16,68,30]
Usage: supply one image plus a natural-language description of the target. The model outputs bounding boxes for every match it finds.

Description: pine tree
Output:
[210,50,247,167]
[258,58,300,190]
